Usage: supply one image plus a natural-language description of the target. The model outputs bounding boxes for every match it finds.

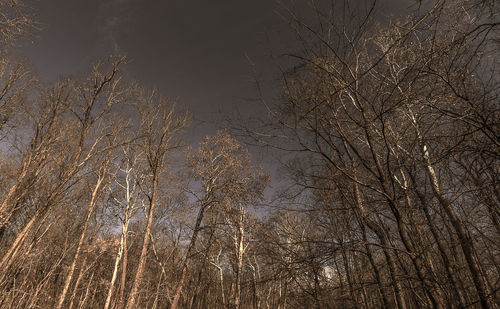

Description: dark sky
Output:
[18,0,295,141]
[17,0,411,142]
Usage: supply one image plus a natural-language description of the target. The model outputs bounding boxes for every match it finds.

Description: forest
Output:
[0,0,499,308]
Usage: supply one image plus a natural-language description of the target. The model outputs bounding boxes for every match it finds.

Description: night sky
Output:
[19,0,414,139]
[17,0,297,142]
[16,0,411,143]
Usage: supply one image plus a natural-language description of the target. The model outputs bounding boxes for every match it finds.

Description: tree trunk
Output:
[56,173,105,309]
[171,204,207,309]
[116,226,129,309]
[424,150,492,309]
[353,182,407,309]
[360,221,390,308]
[104,222,127,309]
[233,208,245,309]
[67,255,87,309]
[125,173,159,309]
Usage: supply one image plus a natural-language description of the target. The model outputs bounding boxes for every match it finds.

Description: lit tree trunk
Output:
[116,226,129,309]
[104,220,127,309]
[68,256,87,309]
[354,100,441,308]
[412,114,493,309]
[233,206,245,309]
[0,60,122,290]
[173,131,267,309]
[218,264,226,308]
[171,203,207,309]
[0,207,38,274]
[125,91,188,309]
[78,271,95,309]
[248,256,259,309]
[0,154,32,226]
[125,173,159,309]
[424,147,492,308]
[210,249,226,308]
[106,162,137,309]
[0,96,73,276]
[56,166,107,309]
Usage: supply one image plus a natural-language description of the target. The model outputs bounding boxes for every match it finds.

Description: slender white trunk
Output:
[125,173,159,309]
[234,208,245,309]
[104,224,126,309]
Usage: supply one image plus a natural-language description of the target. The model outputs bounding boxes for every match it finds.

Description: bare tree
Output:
[104,145,143,309]
[125,91,189,309]
[0,0,34,46]
[171,130,268,309]
[235,0,500,307]
[1,58,126,281]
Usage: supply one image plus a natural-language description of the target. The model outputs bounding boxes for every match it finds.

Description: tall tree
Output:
[125,91,189,309]
[171,130,268,309]
[236,0,499,307]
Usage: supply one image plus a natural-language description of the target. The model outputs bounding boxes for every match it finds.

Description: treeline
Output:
[0,0,499,308]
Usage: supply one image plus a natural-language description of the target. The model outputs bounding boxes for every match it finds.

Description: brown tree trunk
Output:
[104,221,127,309]
[56,172,105,309]
[408,171,467,307]
[116,227,129,309]
[359,221,390,308]
[125,174,159,309]
[353,182,407,309]
[171,204,207,309]
[360,108,441,308]
[424,150,492,309]
[68,256,87,309]
[234,211,245,309]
